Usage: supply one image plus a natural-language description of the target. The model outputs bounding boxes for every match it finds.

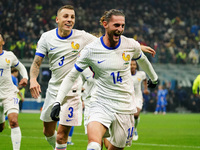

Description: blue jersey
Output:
[12,75,18,86]
[157,89,168,105]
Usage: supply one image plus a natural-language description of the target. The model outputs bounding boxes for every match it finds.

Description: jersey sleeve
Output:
[74,47,90,72]
[131,39,142,60]
[35,33,48,57]
[141,71,147,80]
[10,52,19,67]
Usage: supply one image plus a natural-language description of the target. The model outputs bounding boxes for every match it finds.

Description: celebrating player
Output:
[51,9,158,150]
[0,33,28,150]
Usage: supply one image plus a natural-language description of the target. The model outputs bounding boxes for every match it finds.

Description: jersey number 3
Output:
[58,56,65,66]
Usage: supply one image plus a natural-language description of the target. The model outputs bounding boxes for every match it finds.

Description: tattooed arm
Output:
[30,55,43,99]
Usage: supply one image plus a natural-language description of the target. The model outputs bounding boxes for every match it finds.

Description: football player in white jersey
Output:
[0,33,28,150]
[51,9,158,150]
[29,5,157,150]
[130,59,149,141]
[29,5,97,150]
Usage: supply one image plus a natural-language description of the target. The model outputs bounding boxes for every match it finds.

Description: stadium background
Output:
[0,0,200,113]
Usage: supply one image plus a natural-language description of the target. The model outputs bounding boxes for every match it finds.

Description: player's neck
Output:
[0,47,3,54]
[58,28,71,37]
[131,70,136,75]
[103,34,119,48]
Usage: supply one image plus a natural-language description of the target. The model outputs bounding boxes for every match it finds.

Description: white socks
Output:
[11,127,21,150]
[46,131,57,149]
[87,142,101,150]
[55,143,67,150]
[68,136,72,142]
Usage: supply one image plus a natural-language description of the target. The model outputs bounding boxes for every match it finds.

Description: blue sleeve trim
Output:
[35,52,45,58]
[133,53,142,60]
[74,64,83,72]
[14,61,19,67]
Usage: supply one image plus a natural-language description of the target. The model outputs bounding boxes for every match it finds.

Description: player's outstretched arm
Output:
[50,67,81,121]
[30,55,43,99]
[140,45,156,57]
[143,79,149,94]
[15,62,28,87]
[137,53,158,88]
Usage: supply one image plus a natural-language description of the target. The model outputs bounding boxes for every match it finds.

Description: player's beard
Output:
[108,31,122,46]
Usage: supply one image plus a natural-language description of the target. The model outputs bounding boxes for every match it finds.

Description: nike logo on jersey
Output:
[97,60,105,64]
[66,119,73,122]
[86,76,91,79]
[50,47,57,50]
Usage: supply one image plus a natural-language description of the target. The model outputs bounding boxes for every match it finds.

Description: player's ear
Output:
[56,16,59,24]
[102,21,108,29]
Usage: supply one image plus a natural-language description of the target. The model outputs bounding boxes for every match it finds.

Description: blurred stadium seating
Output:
[0,0,199,112]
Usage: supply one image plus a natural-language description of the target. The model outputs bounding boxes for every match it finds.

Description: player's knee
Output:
[87,142,101,150]
[9,119,18,128]
[104,138,110,149]
[43,128,55,137]
[56,132,66,144]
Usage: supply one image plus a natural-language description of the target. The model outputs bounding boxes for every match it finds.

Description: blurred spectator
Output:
[176,48,187,64]
[189,94,200,113]
[175,86,188,107]
[188,44,199,65]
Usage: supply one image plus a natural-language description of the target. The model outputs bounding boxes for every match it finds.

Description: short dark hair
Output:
[131,59,139,70]
[57,5,74,16]
[11,67,18,73]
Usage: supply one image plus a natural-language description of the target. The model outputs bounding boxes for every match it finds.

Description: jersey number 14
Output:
[110,71,122,84]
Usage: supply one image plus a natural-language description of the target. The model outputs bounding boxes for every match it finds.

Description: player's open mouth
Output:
[113,33,121,39]
[65,24,72,27]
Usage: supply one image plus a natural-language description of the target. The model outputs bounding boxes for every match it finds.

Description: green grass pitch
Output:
[0,113,200,150]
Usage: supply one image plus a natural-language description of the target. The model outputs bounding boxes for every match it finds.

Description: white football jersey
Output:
[75,35,142,114]
[0,51,19,99]
[131,71,146,101]
[80,67,95,108]
[36,28,97,96]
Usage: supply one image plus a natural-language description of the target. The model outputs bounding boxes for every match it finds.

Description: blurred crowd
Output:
[0,0,200,64]
[1,0,199,112]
